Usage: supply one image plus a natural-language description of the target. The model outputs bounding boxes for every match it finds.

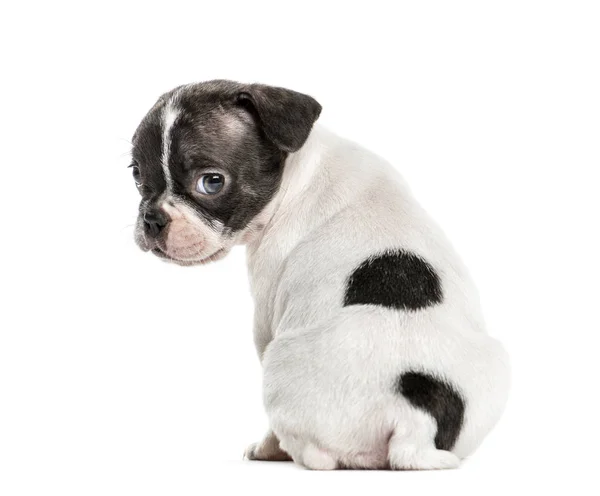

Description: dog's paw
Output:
[389,447,460,470]
[301,444,337,470]
[243,442,260,460]
[244,439,292,461]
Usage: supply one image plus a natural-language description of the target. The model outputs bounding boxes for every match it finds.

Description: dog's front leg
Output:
[252,307,274,362]
[244,430,291,461]
[245,311,290,461]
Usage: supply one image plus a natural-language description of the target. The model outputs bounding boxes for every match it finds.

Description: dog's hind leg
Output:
[277,436,338,471]
[300,443,338,470]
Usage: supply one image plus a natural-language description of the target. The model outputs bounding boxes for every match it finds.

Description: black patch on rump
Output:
[397,372,465,451]
[344,250,443,311]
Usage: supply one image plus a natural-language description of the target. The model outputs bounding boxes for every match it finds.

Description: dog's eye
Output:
[196,174,225,195]
[131,165,142,186]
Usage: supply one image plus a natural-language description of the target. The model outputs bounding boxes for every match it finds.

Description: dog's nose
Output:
[143,209,168,237]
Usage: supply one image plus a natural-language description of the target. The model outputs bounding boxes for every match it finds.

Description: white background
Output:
[1,1,599,494]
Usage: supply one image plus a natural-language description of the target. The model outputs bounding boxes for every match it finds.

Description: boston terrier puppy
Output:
[130,80,510,470]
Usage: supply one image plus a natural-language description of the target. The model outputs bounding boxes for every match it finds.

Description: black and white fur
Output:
[131,80,510,470]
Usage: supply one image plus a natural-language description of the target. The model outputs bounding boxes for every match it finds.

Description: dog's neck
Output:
[274,125,327,214]
[244,125,331,254]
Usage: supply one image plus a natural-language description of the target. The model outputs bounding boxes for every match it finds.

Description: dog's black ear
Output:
[236,84,322,153]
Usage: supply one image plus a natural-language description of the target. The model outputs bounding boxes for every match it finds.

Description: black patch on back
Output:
[396,372,465,451]
[344,250,443,311]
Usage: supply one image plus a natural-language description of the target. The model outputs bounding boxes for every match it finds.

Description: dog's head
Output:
[130,80,321,265]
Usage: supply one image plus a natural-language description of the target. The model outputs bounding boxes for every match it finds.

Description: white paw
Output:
[302,444,337,470]
[390,448,460,470]
[243,442,259,460]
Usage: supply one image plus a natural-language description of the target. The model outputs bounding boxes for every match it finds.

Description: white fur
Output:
[161,103,179,192]
[244,125,510,470]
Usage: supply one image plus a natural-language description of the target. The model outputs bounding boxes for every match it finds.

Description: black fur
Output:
[237,84,322,153]
[344,250,443,311]
[131,80,321,236]
[397,372,465,451]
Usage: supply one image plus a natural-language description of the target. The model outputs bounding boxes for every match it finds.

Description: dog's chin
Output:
[150,246,229,266]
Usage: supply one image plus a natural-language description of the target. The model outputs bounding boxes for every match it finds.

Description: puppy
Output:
[130,80,510,470]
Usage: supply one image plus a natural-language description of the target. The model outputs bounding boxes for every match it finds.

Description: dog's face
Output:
[130,80,321,265]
